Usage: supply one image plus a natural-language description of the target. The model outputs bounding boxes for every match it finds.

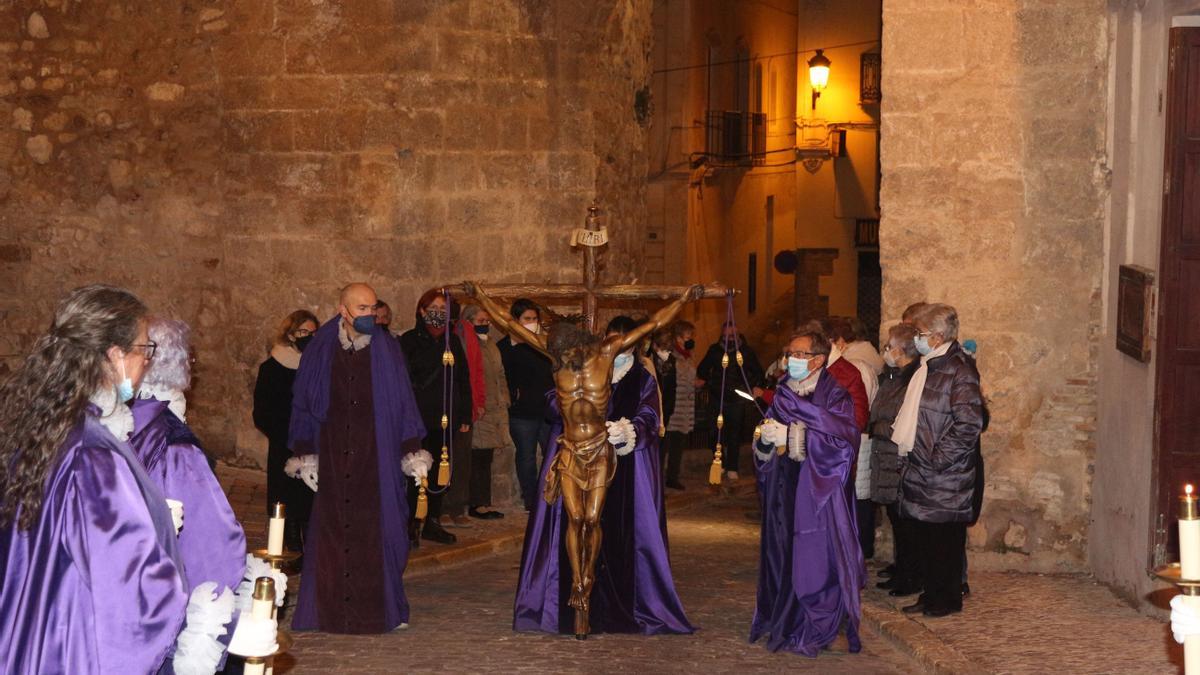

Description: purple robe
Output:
[749,370,865,656]
[129,399,246,596]
[513,361,694,635]
[289,318,425,633]
[0,408,188,674]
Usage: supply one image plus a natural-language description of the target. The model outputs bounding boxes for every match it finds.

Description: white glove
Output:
[285,455,318,492]
[753,447,774,463]
[235,554,288,613]
[166,498,184,535]
[1172,594,1200,644]
[401,449,434,486]
[173,582,235,675]
[787,420,808,462]
[606,418,636,456]
[227,611,278,659]
[759,419,787,447]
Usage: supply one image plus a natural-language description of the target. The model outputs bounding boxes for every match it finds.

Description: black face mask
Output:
[683,339,695,351]
[295,335,314,352]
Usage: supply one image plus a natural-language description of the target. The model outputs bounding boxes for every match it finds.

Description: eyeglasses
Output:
[292,328,314,337]
[783,350,819,359]
[133,341,158,360]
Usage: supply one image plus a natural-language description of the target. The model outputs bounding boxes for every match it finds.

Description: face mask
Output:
[683,339,695,351]
[915,335,933,356]
[786,356,810,381]
[614,352,633,372]
[352,314,377,335]
[521,321,540,335]
[475,324,490,335]
[116,358,134,403]
[295,335,313,352]
[655,349,671,361]
[423,308,447,328]
[882,349,897,368]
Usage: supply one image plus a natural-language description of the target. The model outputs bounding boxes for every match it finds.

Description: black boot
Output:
[422,520,457,545]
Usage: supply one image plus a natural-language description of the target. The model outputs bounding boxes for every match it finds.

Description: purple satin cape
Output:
[0,410,189,675]
[513,362,694,635]
[289,318,426,632]
[130,399,246,596]
[749,371,865,656]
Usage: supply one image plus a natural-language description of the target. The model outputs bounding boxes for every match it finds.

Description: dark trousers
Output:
[856,498,876,559]
[912,520,967,611]
[886,503,918,588]
[443,428,473,515]
[662,431,685,484]
[510,416,551,510]
[716,399,748,472]
[470,447,494,507]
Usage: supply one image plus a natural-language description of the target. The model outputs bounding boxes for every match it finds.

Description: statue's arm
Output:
[462,281,552,358]
[616,284,703,353]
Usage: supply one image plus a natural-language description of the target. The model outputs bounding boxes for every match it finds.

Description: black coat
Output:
[399,324,473,435]
[868,360,920,505]
[898,341,984,523]
[497,335,554,421]
[651,351,677,424]
[696,337,765,405]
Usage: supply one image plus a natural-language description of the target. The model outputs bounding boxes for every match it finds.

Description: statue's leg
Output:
[561,480,587,612]
[580,484,607,601]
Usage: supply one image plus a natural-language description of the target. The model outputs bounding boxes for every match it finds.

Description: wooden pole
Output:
[582,204,601,333]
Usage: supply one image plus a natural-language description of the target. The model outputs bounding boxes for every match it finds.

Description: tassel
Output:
[440,414,448,430]
[415,478,428,520]
[709,444,723,485]
[437,446,450,486]
[736,350,744,368]
[721,353,729,369]
[442,350,455,367]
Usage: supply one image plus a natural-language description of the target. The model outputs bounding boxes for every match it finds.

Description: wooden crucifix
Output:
[450,204,731,640]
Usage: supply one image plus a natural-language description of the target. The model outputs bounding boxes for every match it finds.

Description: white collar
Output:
[137,384,188,421]
[338,321,371,351]
[786,367,823,396]
[90,387,134,441]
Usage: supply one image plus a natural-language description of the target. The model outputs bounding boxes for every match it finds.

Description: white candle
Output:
[267,502,286,556]
[244,660,265,675]
[1181,485,1200,675]
[251,577,275,621]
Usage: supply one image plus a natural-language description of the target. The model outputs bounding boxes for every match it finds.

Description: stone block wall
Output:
[0,0,654,468]
[880,0,1107,570]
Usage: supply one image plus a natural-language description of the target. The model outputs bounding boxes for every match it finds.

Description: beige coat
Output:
[471,333,513,450]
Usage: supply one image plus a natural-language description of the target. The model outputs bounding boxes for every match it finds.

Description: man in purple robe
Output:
[288,283,428,634]
[749,330,865,656]
[513,316,694,636]
[130,318,246,602]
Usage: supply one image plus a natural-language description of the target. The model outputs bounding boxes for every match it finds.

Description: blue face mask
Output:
[116,359,134,403]
[352,314,377,335]
[786,356,809,381]
[614,353,633,372]
[915,335,933,356]
[475,324,490,335]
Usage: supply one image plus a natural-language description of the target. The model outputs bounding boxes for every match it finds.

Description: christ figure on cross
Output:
[463,280,705,638]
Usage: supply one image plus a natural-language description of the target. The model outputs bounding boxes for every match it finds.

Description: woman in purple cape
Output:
[0,286,195,674]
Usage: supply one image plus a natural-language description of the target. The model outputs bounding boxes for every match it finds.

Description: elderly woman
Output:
[130,319,247,608]
[869,323,921,595]
[0,285,271,674]
[459,304,510,519]
[893,303,983,618]
[254,309,318,554]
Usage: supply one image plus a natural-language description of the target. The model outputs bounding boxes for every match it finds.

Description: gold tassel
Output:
[721,353,729,369]
[736,350,744,368]
[440,414,448,430]
[437,446,450,485]
[442,350,455,367]
[415,478,428,520]
[709,443,724,485]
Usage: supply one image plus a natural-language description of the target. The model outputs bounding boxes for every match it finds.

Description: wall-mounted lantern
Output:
[808,49,831,110]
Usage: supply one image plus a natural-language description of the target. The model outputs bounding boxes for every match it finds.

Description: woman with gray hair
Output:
[892,303,984,618]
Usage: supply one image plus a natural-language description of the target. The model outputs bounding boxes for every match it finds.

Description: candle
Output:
[244,659,266,675]
[267,502,286,556]
[1181,485,1200,675]
[252,577,275,621]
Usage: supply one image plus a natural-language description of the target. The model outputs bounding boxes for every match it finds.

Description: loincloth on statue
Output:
[543,432,617,504]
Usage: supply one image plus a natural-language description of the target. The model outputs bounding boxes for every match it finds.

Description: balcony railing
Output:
[704,110,766,167]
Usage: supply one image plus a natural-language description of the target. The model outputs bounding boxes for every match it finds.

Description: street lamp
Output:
[808,49,831,110]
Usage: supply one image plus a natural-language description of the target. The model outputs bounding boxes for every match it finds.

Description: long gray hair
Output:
[141,318,191,392]
[0,284,147,529]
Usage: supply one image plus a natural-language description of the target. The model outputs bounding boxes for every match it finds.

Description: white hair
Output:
[141,318,192,391]
[916,303,960,341]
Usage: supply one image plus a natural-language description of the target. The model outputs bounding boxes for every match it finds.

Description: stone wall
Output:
[880,0,1108,570]
[0,0,655,469]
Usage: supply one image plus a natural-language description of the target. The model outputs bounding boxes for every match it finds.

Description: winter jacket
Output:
[497,335,555,421]
[697,337,765,406]
[898,341,984,523]
[470,333,512,450]
[399,324,473,435]
[868,360,920,504]
[666,349,697,434]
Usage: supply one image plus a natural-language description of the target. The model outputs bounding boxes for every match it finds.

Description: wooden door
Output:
[1154,27,1200,566]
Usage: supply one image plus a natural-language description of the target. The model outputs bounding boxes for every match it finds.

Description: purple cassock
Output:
[0,407,189,674]
[513,360,694,635]
[750,370,865,656]
[129,399,246,596]
[289,318,426,634]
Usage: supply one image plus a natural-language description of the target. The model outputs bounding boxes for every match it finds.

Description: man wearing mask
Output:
[697,322,765,482]
[749,331,863,656]
[287,283,429,634]
[498,298,555,510]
